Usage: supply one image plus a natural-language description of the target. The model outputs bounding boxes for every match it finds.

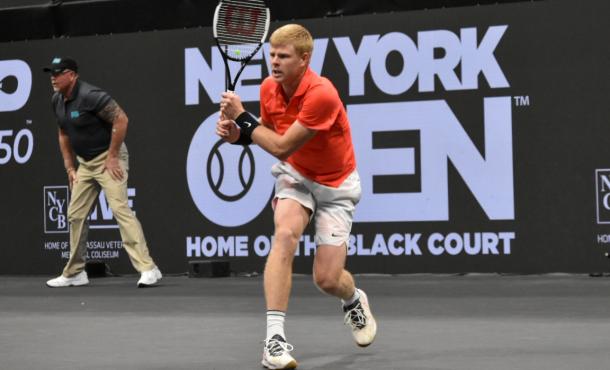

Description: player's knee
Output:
[313,270,340,293]
[273,227,300,252]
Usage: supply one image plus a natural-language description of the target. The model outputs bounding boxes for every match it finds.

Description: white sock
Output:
[342,288,361,307]
[266,310,286,339]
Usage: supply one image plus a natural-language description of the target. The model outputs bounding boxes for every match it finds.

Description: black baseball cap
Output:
[43,57,78,73]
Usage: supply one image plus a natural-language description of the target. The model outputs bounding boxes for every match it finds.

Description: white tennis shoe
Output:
[137,267,162,287]
[261,334,298,369]
[343,289,377,347]
[46,271,89,288]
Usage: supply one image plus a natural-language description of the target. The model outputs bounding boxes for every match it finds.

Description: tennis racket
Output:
[213,0,270,92]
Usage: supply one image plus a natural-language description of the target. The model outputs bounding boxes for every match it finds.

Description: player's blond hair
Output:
[270,24,313,56]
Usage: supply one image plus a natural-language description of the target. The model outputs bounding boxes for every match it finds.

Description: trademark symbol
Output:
[513,95,530,107]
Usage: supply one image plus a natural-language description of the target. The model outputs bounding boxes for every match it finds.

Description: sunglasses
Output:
[50,69,71,77]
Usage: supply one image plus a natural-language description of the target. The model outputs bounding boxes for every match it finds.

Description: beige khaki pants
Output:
[62,144,156,277]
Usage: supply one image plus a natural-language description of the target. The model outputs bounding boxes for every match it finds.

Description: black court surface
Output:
[1,274,610,370]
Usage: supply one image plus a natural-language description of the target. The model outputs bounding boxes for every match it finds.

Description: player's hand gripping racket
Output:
[213,0,270,92]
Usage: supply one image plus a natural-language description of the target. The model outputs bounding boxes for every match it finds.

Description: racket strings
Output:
[214,0,269,60]
[222,0,266,6]
[214,0,270,61]
[216,19,267,42]
[223,44,260,60]
[217,32,264,45]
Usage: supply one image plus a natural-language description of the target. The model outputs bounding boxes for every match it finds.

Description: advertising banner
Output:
[1,0,609,274]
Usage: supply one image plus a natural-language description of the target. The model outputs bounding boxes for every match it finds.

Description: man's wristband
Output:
[233,132,253,146]
[234,111,260,137]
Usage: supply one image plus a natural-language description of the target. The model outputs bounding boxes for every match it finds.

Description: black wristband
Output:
[234,111,260,137]
[233,132,253,145]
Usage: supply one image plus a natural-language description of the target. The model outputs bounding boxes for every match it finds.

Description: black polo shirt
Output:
[52,80,113,161]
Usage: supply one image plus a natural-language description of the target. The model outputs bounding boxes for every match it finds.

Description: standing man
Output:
[217,25,377,369]
[43,57,162,288]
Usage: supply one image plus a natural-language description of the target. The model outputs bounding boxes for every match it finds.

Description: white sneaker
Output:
[137,266,162,287]
[261,334,298,369]
[343,289,377,347]
[46,271,89,288]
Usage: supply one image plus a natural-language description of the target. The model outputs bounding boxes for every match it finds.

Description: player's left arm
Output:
[251,120,316,160]
[252,83,337,159]
[250,85,338,159]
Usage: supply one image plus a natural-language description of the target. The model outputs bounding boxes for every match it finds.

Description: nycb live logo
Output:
[595,169,610,224]
[44,186,69,233]
[89,188,137,229]
[43,186,137,232]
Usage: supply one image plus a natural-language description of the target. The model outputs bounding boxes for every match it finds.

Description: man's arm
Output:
[251,119,316,160]
[216,116,315,160]
[58,127,75,172]
[96,99,128,180]
[97,99,128,158]
[219,92,316,159]
[58,127,78,188]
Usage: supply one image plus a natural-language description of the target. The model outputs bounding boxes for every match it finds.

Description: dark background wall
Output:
[0,0,540,41]
[1,0,610,275]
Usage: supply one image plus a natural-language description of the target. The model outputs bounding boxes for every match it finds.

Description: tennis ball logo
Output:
[207,140,255,202]
[186,112,276,227]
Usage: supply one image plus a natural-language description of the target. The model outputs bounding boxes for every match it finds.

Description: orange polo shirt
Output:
[259,68,356,188]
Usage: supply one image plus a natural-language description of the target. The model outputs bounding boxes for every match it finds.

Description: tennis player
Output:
[217,24,377,369]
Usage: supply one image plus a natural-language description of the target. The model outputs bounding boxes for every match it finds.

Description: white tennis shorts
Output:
[271,161,361,247]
